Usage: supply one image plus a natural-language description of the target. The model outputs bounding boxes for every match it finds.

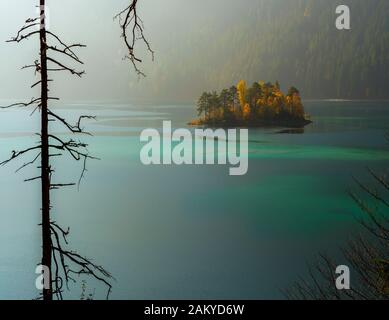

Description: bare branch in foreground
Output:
[115,0,154,77]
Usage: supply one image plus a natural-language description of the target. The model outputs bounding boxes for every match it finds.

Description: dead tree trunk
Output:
[39,0,52,301]
[1,0,153,300]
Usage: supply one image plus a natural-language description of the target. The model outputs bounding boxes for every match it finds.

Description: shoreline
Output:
[188,119,312,129]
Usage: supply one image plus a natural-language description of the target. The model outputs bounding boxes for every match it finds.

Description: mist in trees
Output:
[131,0,389,102]
[2,0,387,103]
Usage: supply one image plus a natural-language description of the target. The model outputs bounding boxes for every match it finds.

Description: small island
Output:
[189,80,312,128]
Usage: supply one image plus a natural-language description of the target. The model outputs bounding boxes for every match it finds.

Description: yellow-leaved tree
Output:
[237,80,247,118]
[242,103,251,120]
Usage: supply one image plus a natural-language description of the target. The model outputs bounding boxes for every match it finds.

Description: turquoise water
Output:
[0,100,388,299]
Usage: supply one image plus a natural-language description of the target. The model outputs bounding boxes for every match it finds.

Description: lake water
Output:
[0,100,388,299]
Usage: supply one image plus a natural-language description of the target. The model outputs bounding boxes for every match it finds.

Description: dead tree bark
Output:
[39,1,52,301]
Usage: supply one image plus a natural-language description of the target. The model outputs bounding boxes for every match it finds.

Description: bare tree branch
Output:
[115,0,154,77]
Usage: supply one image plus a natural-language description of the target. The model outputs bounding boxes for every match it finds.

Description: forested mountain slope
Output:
[138,0,389,101]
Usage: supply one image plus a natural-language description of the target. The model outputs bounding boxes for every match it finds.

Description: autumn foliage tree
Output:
[193,80,310,127]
